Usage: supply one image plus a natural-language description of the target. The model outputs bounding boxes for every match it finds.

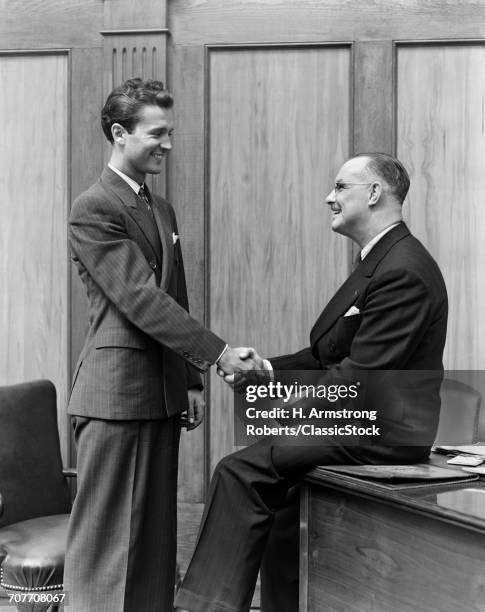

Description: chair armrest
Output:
[62,468,77,478]
[0,491,3,518]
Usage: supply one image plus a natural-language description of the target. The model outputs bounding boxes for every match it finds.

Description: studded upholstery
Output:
[0,380,71,609]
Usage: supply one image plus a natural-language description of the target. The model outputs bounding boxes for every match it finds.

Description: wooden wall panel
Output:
[396,43,485,370]
[170,0,485,46]
[353,41,394,155]
[171,45,208,502]
[103,32,168,88]
[104,0,166,31]
[0,0,102,49]
[208,45,351,470]
[69,47,104,466]
[0,53,69,460]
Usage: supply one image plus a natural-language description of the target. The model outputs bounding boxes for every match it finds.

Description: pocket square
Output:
[344,305,360,317]
[172,232,179,245]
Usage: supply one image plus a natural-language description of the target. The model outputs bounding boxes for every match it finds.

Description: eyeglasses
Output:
[334,182,372,194]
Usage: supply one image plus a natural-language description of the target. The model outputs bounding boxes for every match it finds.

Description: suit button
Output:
[329,342,336,352]
[149,260,157,270]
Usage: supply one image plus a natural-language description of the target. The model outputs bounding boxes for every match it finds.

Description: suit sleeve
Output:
[69,194,226,372]
[269,347,322,371]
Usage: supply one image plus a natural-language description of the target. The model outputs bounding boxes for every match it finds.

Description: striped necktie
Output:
[136,184,163,258]
[138,184,152,211]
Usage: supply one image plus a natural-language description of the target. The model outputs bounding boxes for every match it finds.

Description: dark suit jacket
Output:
[270,222,448,457]
[68,167,226,420]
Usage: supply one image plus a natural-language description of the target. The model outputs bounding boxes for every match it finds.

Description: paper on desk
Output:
[321,463,477,481]
[434,445,485,457]
[462,465,485,475]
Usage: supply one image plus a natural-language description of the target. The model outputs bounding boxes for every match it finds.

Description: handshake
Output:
[216,346,270,389]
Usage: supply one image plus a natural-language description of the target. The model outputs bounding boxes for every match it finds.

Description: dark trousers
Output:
[175,438,428,612]
[64,415,180,612]
[175,437,361,612]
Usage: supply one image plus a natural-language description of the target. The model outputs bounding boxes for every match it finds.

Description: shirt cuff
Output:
[216,344,229,364]
[262,359,274,379]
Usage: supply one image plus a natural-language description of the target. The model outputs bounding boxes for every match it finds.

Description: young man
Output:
[64,79,259,612]
[175,153,448,612]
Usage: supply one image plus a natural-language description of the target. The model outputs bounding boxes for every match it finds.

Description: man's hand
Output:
[216,346,264,376]
[181,389,205,431]
[217,347,268,391]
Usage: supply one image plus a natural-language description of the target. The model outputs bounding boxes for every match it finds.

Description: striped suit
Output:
[64,167,225,611]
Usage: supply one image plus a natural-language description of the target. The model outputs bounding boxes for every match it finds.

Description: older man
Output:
[175,153,448,612]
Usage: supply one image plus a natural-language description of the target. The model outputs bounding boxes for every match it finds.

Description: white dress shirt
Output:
[108,162,143,194]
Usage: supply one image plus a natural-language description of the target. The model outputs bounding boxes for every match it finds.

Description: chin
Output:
[332,223,349,238]
[145,165,163,176]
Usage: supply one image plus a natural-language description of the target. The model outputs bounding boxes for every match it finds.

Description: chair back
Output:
[434,378,482,446]
[0,380,70,528]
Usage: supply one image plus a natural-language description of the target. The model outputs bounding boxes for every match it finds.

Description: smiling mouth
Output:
[152,152,165,159]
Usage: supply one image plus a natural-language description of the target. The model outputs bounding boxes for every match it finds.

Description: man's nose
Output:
[161,134,172,150]
[325,189,336,205]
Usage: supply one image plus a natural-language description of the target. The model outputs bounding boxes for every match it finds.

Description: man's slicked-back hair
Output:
[354,152,410,204]
[101,78,174,143]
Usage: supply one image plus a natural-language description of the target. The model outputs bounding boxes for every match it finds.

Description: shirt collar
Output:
[108,162,142,194]
[360,223,401,260]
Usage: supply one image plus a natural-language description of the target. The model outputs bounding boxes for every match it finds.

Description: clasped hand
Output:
[216,346,268,390]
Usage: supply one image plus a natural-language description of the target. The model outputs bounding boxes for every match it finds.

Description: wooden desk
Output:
[300,458,485,611]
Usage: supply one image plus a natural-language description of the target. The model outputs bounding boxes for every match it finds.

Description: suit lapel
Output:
[146,187,174,289]
[357,221,409,278]
[309,223,410,346]
[100,168,168,278]
[309,271,367,346]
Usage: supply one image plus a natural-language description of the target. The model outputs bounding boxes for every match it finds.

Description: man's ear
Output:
[368,182,382,207]
[111,123,126,145]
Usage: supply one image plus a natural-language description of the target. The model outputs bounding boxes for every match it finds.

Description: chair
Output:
[0,380,182,611]
[434,378,483,446]
[0,380,71,612]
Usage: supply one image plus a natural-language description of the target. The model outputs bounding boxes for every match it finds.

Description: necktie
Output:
[352,250,362,271]
[136,184,163,260]
[138,184,152,211]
